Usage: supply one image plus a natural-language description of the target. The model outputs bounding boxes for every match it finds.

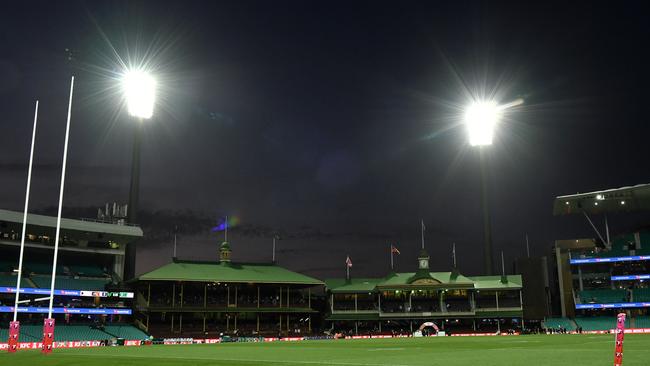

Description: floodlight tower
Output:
[464,99,522,275]
[122,70,156,279]
[465,101,499,275]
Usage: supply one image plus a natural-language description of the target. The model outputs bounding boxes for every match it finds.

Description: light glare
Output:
[464,101,500,146]
[122,70,156,119]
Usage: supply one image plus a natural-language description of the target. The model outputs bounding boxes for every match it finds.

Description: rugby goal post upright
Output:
[42,76,75,354]
[613,313,626,366]
[7,100,39,353]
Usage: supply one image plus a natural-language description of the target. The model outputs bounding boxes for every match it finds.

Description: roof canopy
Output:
[0,209,142,242]
[553,183,650,216]
[136,261,323,286]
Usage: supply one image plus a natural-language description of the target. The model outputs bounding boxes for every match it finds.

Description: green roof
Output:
[324,278,384,293]
[378,272,475,288]
[468,275,523,290]
[325,272,522,292]
[137,261,323,285]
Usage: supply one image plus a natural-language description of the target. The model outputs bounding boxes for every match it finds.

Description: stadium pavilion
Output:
[133,241,324,338]
[325,248,523,335]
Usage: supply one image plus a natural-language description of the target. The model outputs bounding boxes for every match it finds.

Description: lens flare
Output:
[211,216,240,232]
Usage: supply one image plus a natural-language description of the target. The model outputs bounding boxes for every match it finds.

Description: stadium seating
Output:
[574,316,630,331]
[25,262,66,275]
[103,325,148,339]
[578,289,627,304]
[634,316,650,328]
[633,288,650,302]
[31,275,110,291]
[68,264,106,277]
[0,324,147,342]
[542,318,576,331]
[0,273,19,286]
[0,260,15,272]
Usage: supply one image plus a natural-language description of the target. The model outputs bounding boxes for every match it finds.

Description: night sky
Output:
[1,1,649,278]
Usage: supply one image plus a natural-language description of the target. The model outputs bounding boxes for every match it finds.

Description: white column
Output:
[354,294,358,312]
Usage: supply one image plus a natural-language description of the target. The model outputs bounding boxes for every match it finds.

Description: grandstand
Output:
[0,208,142,281]
[552,183,650,330]
[0,207,144,343]
[324,248,523,334]
[133,241,323,338]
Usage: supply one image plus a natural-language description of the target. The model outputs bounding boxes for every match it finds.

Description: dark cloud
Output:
[1,1,649,278]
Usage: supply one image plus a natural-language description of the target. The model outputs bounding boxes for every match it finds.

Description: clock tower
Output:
[408,248,437,284]
[219,241,232,263]
[418,248,430,270]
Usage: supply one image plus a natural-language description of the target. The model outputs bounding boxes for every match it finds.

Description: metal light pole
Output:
[122,70,156,280]
[127,119,142,224]
[479,146,493,275]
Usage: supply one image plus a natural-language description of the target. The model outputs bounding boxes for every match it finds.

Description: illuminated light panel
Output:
[576,302,650,309]
[0,306,132,314]
[464,101,501,146]
[570,255,650,264]
[611,274,650,281]
[122,70,156,119]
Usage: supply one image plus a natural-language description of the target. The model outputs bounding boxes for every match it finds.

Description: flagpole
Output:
[421,220,425,250]
[173,231,177,258]
[501,251,506,276]
[12,100,39,323]
[346,257,350,281]
[272,236,276,263]
[47,76,74,319]
[526,234,530,258]
[224,216,228,242]
[452,243,457,268]
[390,244,394,270]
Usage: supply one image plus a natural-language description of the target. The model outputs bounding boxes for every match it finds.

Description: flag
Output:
[345,256,352,268]
[391,245,401,255]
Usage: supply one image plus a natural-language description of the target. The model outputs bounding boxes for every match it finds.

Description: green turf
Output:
[1,334,648,366]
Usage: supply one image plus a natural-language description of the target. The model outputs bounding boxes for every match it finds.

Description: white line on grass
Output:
[63,352,414,366]
[367,348,405,351]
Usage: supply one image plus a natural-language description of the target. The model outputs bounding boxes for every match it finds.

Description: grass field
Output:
[1,334,648,366]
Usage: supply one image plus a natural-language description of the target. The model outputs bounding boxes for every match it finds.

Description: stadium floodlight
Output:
[122,70,156,119]
[464,100,500,146]
[464,98,524,147]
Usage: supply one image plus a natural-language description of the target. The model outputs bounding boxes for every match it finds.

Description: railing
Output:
[330,310,379,314]
[78,217,140,227]
[475,306,523,312]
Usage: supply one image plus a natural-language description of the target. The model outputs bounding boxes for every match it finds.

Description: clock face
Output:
[419,259,428,268]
